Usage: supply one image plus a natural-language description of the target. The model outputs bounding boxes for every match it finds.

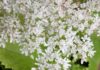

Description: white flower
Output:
[63,59,71,70]
[78,12,84,20]
[31,68,36,70]
[33,25,44,36]
[0,0,100,70]
[88,49,96,58]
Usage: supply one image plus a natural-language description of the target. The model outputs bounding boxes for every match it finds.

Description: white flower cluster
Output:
[0,0,100,70]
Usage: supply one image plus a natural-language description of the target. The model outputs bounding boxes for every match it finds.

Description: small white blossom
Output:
[0,0,100,70]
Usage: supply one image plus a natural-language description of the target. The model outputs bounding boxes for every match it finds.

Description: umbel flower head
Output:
[0,0,100,70]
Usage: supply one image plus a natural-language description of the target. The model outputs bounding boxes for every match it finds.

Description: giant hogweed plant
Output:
[0,0,100,70]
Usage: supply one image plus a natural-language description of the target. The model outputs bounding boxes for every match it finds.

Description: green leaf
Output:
[0,43,34,70]
[89,33,100,70]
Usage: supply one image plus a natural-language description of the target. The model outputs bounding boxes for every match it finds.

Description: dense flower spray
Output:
[0,0,100,70]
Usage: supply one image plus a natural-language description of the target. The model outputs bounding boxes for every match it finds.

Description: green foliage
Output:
[89,33,100,70]
[0,43,34,70]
